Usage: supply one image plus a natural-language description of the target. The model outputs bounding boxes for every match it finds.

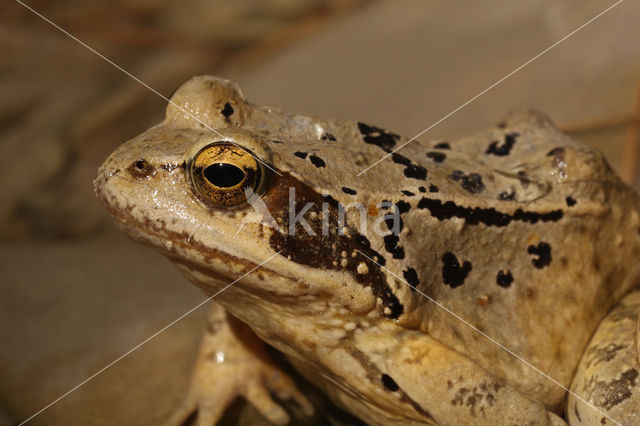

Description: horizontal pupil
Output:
[203,163,245,188]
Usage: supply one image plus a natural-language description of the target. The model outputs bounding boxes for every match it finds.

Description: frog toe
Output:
[262,367,314,417]
[244,384,290,424]
[163,386,233,426]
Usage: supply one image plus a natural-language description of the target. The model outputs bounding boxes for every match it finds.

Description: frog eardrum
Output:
[189,142,264,208]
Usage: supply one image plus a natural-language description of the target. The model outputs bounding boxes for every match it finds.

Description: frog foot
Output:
[164,304,313,426]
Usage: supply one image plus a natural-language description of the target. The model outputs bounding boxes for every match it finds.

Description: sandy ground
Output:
[2,0,640,424]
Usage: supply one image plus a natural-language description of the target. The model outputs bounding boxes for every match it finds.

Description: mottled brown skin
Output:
[95,76,640,425]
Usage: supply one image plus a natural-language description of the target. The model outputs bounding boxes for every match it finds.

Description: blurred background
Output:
[1,0,640,424]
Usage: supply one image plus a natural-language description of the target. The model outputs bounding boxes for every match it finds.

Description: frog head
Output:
[95,76,410,331]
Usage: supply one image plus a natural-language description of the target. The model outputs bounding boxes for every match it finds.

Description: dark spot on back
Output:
[401,190,415,196]
[403,267,420,290]
[496,270,513,288]
[309,154,326,168]
[384,234,405,259]
[486,132,518,156]
[427,152,446,163]
[357,122,399,152]
[441,252,472,288]
[429,184,439,193]
[221,102,234,118]
[434,142,450,149]
[527,242,552,268]
[497,122,507,129]
[419,186,426,193]
[566,196,577,207]
[341,187,357,195]
[396,200,411,214]
[418,197,563,227]
[450,170,485,194]
[391,153,428,180]
[294,151,308,159]
[381,374,399,392]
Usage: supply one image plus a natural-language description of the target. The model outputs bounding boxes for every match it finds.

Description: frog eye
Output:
[189,142,263,208]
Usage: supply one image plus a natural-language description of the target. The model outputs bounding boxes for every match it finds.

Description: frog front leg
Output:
[568,287,640,425]
[164,303,313,426]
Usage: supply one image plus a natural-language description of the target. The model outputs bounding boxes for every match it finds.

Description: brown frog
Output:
[95,75,640,425]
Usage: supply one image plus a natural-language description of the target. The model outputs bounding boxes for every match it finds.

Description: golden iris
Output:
[189,142,263,208]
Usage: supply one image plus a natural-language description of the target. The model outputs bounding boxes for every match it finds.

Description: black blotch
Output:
[566,196,577,207]
[434,142,451,149]
[271,140,285,144]
[441,252,472,288]
[427,152,446,163]
[396,200,411,214]
[589,368,639,410]
[486,132,519,156]
[267,174,403,318]
[221,102,234,118]
[384,215,399,232]
[384,202,407,233]
[321,132,336,141]
[417,197,563,227]
[354,234,385,267]
[403,267,420,291]
[294,151,308,159]
[391,153,427,180]
[383,234,405,259]
[309,154,326,168]
[322,193,341,208]
[498,190,515,201]
[450,170,485,194]
[357,122,399,151]
[527,242,552,269]
[401,190,415,196]
[429,184,439,193]
[381,374,399,392]
[342,187,357,195]
[419,186,427,193]
[496,270,514,288]
[547,147,565,157]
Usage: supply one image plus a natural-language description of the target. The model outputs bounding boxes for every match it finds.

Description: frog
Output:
[94,75,640,425]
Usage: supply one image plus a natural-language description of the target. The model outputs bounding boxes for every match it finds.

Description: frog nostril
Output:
[128,159,155,178]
